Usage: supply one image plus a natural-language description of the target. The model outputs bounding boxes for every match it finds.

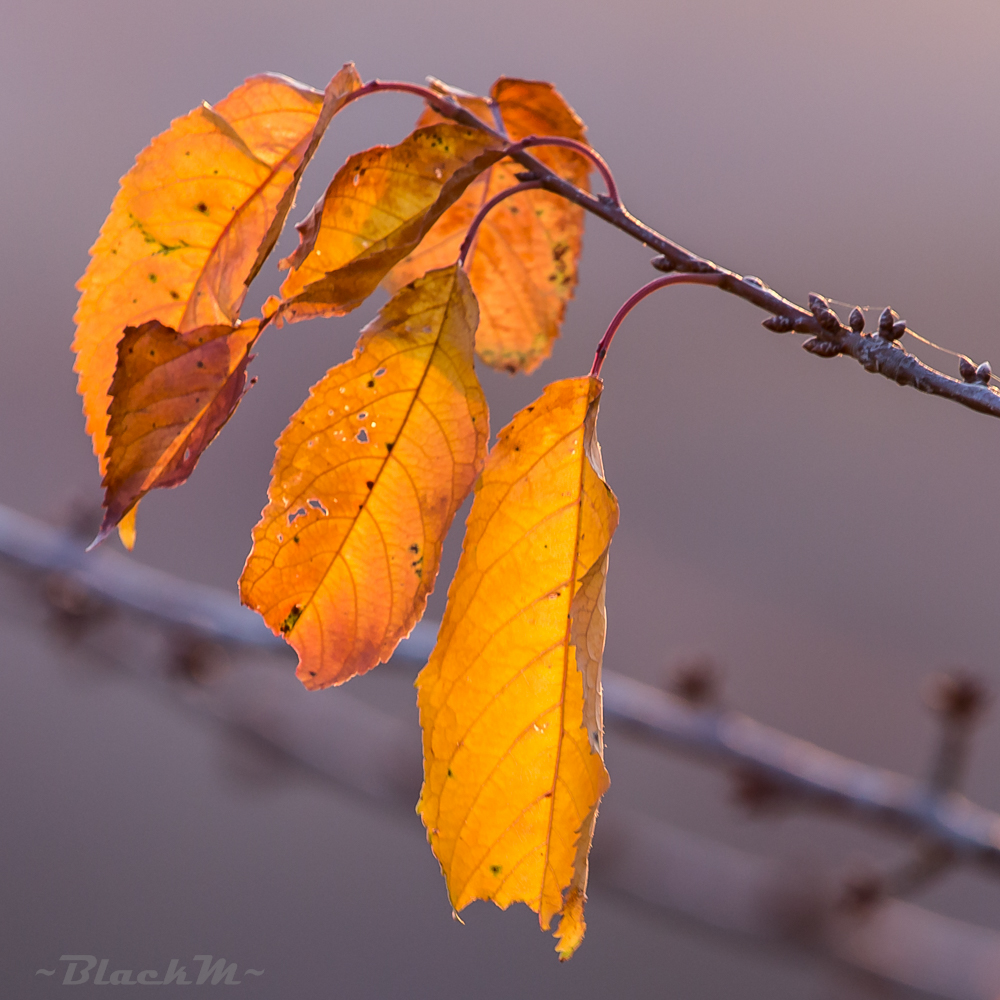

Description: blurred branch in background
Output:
[3,502,999,999]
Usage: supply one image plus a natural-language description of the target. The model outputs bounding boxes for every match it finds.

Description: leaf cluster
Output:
[73,65,618,958]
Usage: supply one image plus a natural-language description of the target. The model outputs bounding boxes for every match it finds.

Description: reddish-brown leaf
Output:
[94,319,260,546]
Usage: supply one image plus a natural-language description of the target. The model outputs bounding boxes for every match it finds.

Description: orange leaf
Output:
[93,319,260,546]
[73,65,362,478]
[117,506,138,552]
[240,265,488,689]
[273,125,505,324]
[387,79,591,373]
[416,375,618,959]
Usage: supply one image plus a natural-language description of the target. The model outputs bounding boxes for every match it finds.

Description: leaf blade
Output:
[95,319,260,545]
[73,65,362,474]
[417,375,617,958]
[273,125,505,323]
[240,264,488,688]
[387,79,591,373]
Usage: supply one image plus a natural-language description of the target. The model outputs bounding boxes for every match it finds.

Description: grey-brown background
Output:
[3,1,1000,996]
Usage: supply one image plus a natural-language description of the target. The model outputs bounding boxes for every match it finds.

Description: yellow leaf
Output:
[416,375,617,959]
[73,65,362,478]
[117,507,137,552]
[240,265,488,689]
[93,319,260,546]
[273,125,505,324]
[387,79,591,373]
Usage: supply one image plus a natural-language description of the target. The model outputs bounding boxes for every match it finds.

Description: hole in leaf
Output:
[307,498,329,515]
[356,428,369,443]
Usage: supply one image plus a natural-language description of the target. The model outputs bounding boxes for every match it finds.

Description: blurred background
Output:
[3,0,1000,995]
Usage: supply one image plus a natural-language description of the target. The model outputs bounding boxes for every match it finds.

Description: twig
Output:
[457,181,545,267]
[590,273,724,376]
[846,672,993,906]
[504,135,621,206]
[596,813,1000,1000]
[603,671,1000,872]
[924,671,990,794]
[0,524,1000,1000]
[1,501,999,875]
[410,92,1000,421]
[335,78,1000,419]
[0,504,435,660]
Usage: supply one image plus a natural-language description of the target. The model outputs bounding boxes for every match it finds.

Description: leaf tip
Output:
[117,506,138,550]
[554,888,586,960]
[261,295,283,324]
[89,503,137,552]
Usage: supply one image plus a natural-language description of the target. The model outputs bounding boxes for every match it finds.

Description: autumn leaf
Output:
[386,79,591,373]
[273,124,505,324]
[73,65,362,486]
[416,375,617,959]
[240,265,488,689]
[92,319,260,547]
[116,507,138,552]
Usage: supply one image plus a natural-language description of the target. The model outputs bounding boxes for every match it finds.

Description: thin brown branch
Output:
[4,503,1000,996]
[596,813,1000,1000]
[78,649,1000,998]
[333,77,1000,418]
[853,672,994,905]
[408,92,1000,422]
[457,181,545,267]
[603,671,1000,873]
[590,273,724,376]
[504,135,621,205]
[2,502,999,875]
[0,536,1000,1000]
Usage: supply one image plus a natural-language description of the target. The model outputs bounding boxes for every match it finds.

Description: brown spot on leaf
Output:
[280,604,302,634]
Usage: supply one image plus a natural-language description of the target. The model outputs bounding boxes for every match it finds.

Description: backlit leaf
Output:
[73,65,362,480]
[416,375,617,959]
[93,319,260,546]
[240,265,488,688]
[387,79,590,373]
[117,507,138,552]
[273,125,505,324]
